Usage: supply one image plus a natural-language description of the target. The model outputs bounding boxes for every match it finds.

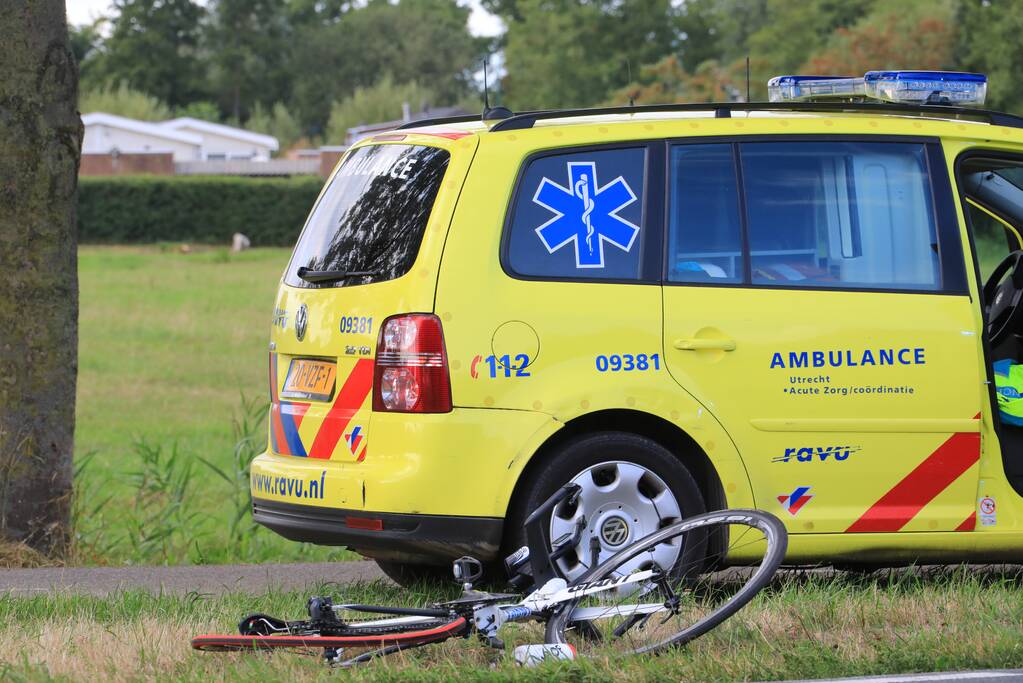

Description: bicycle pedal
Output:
[452,556,483,586]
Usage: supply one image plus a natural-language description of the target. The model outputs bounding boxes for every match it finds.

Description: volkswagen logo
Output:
[600,516,630,547]
[295,303,308,341]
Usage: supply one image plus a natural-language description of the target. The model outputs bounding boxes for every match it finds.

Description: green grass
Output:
[1,568,1022,680]
[75,246,352,565]
[77,245,279,485]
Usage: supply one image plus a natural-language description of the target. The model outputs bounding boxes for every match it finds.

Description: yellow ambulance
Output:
[251,71,1023,584]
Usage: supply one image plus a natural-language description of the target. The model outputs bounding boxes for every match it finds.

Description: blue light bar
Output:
[767,75,865,102]
[863,71,987,106]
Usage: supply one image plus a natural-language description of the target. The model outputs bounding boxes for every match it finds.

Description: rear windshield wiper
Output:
[296,267,380,284]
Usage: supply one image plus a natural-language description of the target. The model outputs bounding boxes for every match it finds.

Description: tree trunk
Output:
[0,1,82,555]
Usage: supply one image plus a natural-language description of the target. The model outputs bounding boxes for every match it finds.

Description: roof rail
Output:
[393,109,556,131]
[394,113,487,130]
[488,100,1023,132]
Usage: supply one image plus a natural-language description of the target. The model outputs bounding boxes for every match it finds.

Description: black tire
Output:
[545,508,787,656]
[504,431,707,583]
[375,560,452,587]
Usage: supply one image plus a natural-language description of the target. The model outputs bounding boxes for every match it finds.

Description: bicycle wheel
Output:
[545,508,786,656]
[192,614,468,652]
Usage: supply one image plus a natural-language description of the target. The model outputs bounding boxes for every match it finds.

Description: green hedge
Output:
[77,175,325,246]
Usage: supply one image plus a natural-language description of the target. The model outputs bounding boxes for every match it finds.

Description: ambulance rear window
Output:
[285,144,449,288]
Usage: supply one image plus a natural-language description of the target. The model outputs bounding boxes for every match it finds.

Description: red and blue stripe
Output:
[269,353,374,460]
[270,353,309,457]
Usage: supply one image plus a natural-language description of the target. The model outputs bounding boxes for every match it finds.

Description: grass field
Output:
[75,246,351,565]
[2,569,1022,680]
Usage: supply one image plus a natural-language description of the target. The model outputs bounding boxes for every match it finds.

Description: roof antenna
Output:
[627,58,634,107]
[745,56,751,103]
[483,57,491,112]
[482,56,512,121]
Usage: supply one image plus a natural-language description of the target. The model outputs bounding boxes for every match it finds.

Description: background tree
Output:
[956,0,1023,115]
[247,102,304,150]
[68,20,104,68]
[289,0,482,133]
[174,100,224,122]
[803,1,955,76]
[0,0,82,556]
[65,0,1023,139]
[84,0,207,109]
[674,0,726,72]
[744,0,875,74]
[501,0,680,110]
[287,0,354,25]
[325,77,437,144]
[206,0,292,122]
[78,81,171,121]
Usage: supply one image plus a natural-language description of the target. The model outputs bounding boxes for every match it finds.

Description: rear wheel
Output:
[505,432,706,585]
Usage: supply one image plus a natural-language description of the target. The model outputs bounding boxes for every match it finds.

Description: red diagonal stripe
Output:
[846,429,980,533]
[308,359,374,460]
[954,512,976,532]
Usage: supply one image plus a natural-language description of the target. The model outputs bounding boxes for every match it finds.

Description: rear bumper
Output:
[252,497,504,563]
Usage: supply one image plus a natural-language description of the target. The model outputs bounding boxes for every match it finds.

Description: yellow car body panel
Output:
[251,408,558,516]
[250,111,1023,565]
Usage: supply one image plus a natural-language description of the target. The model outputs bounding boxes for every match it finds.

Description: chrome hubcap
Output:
[549,460,683,584]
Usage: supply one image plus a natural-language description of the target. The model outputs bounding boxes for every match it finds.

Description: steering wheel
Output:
[984,250,1023,346]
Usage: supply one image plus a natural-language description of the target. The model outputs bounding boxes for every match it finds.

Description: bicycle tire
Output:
[545,508,786,656]
[191,615,468,652]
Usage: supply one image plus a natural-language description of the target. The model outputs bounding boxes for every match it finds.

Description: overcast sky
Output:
[65,0,504,36]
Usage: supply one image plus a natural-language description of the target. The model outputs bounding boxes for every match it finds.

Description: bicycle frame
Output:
[324,565,666,649]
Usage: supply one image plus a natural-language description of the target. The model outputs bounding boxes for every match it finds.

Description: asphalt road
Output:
[0,560,389,597]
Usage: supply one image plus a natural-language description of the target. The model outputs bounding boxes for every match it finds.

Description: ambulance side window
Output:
[667,144,744,283]
[740,141,942,292]
[505,147,647,281]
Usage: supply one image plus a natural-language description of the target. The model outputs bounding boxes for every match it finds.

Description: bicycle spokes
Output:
[548,510,786,656]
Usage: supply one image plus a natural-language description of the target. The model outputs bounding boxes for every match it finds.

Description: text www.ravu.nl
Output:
[252,470,326,499]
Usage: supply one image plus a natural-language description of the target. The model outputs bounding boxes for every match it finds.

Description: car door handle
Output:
[673,338,736,351]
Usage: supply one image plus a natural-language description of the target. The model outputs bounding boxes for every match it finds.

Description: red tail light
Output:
[372,314,452,413]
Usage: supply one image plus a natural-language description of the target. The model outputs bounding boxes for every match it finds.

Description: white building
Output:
[81,113,280,163]
[160,117,279,161]
[81,112,203,162]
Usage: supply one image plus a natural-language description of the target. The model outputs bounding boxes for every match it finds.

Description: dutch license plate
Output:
[282,359,337,401]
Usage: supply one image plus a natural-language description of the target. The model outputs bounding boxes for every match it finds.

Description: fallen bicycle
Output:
[193,484,786,667]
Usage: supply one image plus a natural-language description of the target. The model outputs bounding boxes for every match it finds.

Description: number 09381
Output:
[595,353,660,373]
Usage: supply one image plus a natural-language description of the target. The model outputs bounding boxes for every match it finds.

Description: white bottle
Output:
[513,643,577,666]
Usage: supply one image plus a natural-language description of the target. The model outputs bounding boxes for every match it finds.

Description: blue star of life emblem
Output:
[532,161,640,268]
